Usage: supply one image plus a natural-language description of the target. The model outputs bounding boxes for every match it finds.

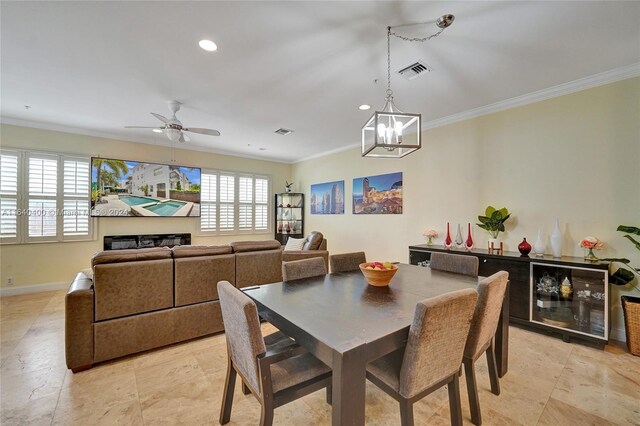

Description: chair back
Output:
[282,257,327,281]
[217,281,266,393]
[398,288,478,398]
[329,251,366,273]
[464,271,509,360]
[429,252,479,277]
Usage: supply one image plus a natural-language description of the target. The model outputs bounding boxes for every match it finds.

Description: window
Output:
[199,171,270,234]
[0,149,93,244]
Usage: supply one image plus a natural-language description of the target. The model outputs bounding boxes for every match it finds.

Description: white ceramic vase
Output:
[533,229,545,256]
[454,223,464,248]
[550,219,563,258]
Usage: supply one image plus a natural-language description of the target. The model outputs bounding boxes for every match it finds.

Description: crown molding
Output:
[0,117,292,164]
[292,63,640,164]
[422,62,640,131]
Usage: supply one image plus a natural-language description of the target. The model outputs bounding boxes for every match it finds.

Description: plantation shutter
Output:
[0,151,19,241]
[219,174,235,231]
[238,176,253,230]
[200,173,217,232]
[27,153,58,240]
[254,177,269,231]
[62,157,90,238]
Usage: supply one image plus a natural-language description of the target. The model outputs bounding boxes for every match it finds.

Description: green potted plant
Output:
[602,225,640,356]
[476,206,511,249]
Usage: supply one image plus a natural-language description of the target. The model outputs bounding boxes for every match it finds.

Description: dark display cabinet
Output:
[408,244,610,346]
[275,193,304,245]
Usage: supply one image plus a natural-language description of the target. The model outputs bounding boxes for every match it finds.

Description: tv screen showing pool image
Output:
[90,158,201,217]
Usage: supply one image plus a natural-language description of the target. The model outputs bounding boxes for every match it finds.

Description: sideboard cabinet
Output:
[408,244,610,346]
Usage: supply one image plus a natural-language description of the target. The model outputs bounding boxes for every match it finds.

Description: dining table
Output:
[244,263,509,426]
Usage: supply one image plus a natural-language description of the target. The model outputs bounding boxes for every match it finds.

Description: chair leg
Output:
[448,374,463,426]
[399,399,414,426]
[219,361,237,425]
[486,342,501,396]
[242,382,251,395]
[463,358,482,426]
[259,403,274,426]
[326,384,332,405]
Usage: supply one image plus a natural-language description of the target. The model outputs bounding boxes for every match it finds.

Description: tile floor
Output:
[1,290,639,425]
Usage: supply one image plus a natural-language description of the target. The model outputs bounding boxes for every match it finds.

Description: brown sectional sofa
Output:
[65,239,324,372]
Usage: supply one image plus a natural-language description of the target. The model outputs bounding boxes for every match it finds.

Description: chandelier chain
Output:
[386,27,392,96]
[389,27,446,43]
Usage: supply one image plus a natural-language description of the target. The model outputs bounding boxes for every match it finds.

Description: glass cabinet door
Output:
[530,262,608,340]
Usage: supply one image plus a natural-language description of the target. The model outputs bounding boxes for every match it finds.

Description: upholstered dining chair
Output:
[329,251,367,273]
[462,271,509,426]
[429,252,479,277]
[282,257,327,282]
[366,288,478,426]
[217,281,332,426]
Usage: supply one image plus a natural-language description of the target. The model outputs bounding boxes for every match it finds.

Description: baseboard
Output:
[0,281,69,297]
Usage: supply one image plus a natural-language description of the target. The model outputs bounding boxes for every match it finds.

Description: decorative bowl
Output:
[359,263,399,287]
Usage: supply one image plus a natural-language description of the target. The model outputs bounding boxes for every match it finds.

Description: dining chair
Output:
[429,252,479,277]
[366,288,478,426]
[462,271,509,426]
[329,251,367,273]
[217,281,332,426]
[282,257,327,281]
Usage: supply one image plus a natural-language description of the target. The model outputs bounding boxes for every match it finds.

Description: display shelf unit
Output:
[408,244,610,346]
[275,192,304,245]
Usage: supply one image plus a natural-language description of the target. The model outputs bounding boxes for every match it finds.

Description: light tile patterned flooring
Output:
[1,290,639,425]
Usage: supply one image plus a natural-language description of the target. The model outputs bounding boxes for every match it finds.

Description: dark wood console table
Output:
[409,244,610,346]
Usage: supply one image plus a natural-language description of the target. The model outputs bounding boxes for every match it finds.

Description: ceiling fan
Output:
[125,100,220,143]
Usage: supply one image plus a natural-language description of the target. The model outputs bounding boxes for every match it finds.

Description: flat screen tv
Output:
[90,157,201,217]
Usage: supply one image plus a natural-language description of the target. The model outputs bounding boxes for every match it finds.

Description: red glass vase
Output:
[444,222,453,249]
[465,223,474,251]
[518,237,532,256]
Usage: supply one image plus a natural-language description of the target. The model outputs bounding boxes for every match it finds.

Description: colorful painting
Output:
[310,180,344,214]
[353,172,402,214]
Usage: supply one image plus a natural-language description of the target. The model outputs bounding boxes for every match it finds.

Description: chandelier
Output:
[361,15,455,158]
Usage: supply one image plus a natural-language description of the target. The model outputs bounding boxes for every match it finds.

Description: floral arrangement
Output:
[580,236,604,250]
[580,236,603,261]
[423,229,438,245]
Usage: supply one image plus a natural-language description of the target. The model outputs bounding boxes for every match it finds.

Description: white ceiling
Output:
[2,1,639,163]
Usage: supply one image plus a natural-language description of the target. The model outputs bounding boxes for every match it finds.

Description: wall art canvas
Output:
[353,172,403,214]
[310,180,344,214]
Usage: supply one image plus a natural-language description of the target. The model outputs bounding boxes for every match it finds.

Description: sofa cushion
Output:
[172,245,232,258]
[92,247,172,268]
[235,249,283,287]
[303,231,324,250]
[174,254,235,306]
[231,240,282,253]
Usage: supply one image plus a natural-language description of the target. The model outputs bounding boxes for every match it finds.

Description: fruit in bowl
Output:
[359,262,398,287]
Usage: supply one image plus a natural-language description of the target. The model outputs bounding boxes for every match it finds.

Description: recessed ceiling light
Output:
[198,39,218,52]
[152,129,162,133]
[359,104,371,110]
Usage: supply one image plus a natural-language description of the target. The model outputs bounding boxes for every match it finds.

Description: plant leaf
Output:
[476,223,488,231]
[498,223,506,232]
[478,216,490,224]
[623,234,640,251]
[485,206,496,217]
[491,210,502,221]
[617,225,640,236]
[498,207,509,217]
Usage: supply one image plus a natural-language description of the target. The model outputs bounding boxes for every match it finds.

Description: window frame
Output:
[0,148,96,245]
[198,169,271,236]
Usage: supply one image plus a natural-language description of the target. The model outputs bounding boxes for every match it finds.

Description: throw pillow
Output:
[284,237,306,251]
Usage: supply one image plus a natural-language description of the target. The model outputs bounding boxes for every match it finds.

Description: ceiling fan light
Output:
[198,39,218,52]
[166,128,182,142]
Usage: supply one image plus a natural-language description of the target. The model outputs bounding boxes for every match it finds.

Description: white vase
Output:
[454,223,464,249]
[550,219,563,258]
[533,229,545,257]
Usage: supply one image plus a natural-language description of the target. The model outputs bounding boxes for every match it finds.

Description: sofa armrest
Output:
[282,250,329,272]
[65,272,95,372]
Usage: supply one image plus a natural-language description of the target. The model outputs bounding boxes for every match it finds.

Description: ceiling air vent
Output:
[274,128,294,136]
[397,61,432,81]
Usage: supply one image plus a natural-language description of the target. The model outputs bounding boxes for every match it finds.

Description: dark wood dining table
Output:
[244,263,509,426]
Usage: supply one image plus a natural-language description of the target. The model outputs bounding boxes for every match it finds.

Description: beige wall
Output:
[0,124,291,287]
[292,77,640,337]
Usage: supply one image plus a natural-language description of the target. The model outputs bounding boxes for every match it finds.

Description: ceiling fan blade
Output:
[178,133,190,143]
[151,112,170,123]
[125,126,162,129]
[184,127,221,136]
